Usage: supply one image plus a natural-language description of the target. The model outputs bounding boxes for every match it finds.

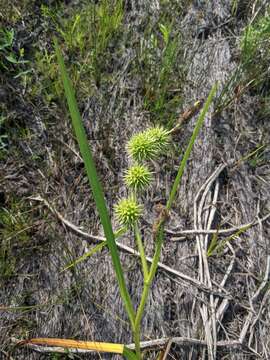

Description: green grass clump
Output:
[216,7,270,113]
[38,0,124,98]
[0,0,33,24]
[137,22,184,122]
[240,8,270,93]
[0,200,33,279]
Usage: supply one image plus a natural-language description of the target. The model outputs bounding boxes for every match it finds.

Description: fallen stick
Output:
[29,195,229,298]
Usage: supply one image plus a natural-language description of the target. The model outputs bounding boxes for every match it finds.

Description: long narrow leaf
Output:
[61,227,127,272]
[54,39,135,328]
[166,83,217,210]
[61,242,107,272]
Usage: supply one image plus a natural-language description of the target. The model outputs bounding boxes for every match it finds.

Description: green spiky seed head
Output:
[114,197,143,227]
[127,126,170,162]
[127,131,158,162]
[124,164,153,191]
[145,126,171,152]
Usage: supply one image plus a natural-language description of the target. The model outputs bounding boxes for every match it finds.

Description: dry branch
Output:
[29,196,229,297]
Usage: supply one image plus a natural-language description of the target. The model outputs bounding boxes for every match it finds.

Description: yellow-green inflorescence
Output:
[116,126,171,227]
[124,164,153,192]
[114,197,143,228]
[144,126,171,153]
[127,126,170,162]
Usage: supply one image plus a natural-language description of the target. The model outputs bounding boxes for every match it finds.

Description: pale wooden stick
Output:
[167,212,270,238]
[29,196,229,297]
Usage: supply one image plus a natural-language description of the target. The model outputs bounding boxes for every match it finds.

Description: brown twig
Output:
[167,212,270,239]
[29,196,229,298]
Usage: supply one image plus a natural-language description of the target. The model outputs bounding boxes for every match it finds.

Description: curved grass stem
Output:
[134,225,165,359]
[166,83,217,210]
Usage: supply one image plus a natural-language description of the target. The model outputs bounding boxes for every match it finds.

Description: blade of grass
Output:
[207,228,220,257]
[166,83,217,210]
[134,223,148,278]
[61,227,128,272]
[54,39,135,329]
[61,241,107,272]
[19,338,136,359]
[215,224,251,256]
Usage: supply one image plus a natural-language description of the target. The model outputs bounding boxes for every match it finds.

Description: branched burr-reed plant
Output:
[30,40,216,360]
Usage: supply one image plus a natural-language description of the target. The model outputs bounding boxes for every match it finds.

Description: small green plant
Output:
[240,7,270,93]
[136,21,184,123]
[216,7,270,113]
[235,144,267,169]
[231,0,239,16]
[0,201,32,279]
[42,40,217,360]
[0,27,28,74]
[34,49,61,101]
[207,225,251,257]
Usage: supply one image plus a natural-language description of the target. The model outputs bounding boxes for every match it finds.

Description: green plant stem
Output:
[133,225,164,359]
[123,347,138,360]
[166,83,217,210]
[133,329,142,360]
[135,226,164,324]
[134,223,149,279]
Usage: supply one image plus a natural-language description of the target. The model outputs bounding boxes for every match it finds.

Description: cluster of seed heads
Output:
[114,126,170,228]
